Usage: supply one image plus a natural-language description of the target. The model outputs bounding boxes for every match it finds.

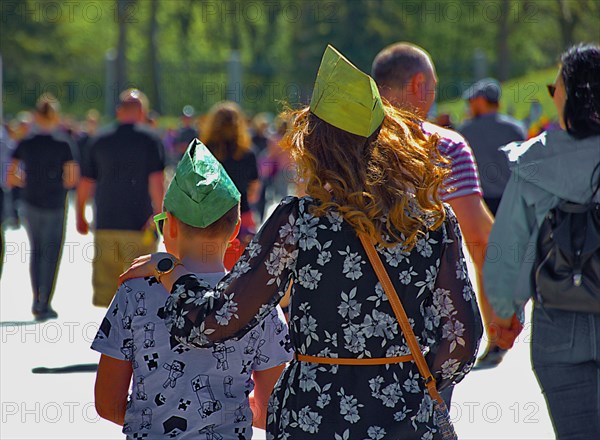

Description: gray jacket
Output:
[483,129,600,318]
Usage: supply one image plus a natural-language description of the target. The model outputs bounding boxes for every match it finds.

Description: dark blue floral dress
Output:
[165,196,482,439]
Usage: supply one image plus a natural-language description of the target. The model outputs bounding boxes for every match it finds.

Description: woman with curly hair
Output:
[122,46,482,439]
[484,43,600,439]
[202,101,260,246]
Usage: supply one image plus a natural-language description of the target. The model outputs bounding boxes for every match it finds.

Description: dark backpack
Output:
[533,163,600,313]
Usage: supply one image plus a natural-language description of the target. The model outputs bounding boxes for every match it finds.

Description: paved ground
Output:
[0,202,556,439]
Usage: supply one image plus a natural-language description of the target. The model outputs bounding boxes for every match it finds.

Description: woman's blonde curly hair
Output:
[281,102,450,250]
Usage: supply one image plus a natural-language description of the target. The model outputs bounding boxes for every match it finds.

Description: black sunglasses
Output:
[547,84,556,98]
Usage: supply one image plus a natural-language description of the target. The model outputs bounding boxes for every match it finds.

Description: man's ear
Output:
[228,219,241,243]
[166,212,178,239]
[411,72,427,100]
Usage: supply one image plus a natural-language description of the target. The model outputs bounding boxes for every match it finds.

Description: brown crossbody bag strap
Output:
[358,233,443,404]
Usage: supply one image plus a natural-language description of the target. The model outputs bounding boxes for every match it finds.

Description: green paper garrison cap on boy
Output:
[164,139,241,228]
[310,45,385,137]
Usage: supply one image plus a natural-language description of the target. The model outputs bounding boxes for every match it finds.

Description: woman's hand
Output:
[488,314,523,350]
[119,252,174,284]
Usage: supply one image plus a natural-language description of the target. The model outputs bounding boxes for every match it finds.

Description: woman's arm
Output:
[483,177,535,319]
[94,354,132,426]
[427,209,484,390]
[146,197,300,348]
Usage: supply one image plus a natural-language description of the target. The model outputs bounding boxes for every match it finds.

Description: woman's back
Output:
[13,132,74,209]
[268,196,482,438]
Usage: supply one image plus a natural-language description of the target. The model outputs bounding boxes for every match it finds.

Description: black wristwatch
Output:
[155,256,182,283]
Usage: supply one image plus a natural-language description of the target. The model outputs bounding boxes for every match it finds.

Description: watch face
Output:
[157,258,174,273]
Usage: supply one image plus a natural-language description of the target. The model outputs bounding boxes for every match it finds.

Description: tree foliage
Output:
[1,0,598,118]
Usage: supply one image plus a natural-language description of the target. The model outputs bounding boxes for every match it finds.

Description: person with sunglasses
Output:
[92,139,292,438]
[484,43,600,438]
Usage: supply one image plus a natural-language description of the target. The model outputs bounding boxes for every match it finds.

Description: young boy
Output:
[91,139,292,439]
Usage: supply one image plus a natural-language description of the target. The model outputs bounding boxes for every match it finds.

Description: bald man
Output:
[372,43,507,370]
[77,89,166,307]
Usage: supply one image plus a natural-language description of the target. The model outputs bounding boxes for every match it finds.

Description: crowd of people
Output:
[0,41,598,439]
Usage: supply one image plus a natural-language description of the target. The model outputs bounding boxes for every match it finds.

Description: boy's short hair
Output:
[176,203,240,239]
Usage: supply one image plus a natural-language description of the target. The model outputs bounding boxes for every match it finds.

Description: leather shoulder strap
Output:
[358,233,443,404]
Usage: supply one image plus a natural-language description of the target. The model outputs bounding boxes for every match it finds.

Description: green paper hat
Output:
[164,139,240,228]
[310,45,385,137]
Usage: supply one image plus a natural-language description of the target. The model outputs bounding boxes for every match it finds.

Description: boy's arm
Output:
[95,354,132,426]
[250,364,286,430]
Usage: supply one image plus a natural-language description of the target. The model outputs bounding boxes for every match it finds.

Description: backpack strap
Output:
[590,161,600,203]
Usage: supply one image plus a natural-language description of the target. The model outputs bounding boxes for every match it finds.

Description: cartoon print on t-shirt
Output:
[143,352,160,371]
[191,374,222,418]
[233,403,247,423]
[91,275,292,438]
[144,275,160,287]
[143,322,155,348]
[121,338,136,365]
[243,330,260,355]
[234,426,248,439]
[135,291,147,316]
[178,398,192,411]
[280,333,293,352]
[239,360,252,375]
[140,407,152,430]
[212,344,235,371]
[154,392,166,407]
[169,335,191,354]
[223,376,235,398]
[162,415,187,437]
[95,317,111,341]
[270,312,285,335]
[163,360,185,388]
[136,375,148,400]
[122,296,132,330]
[198,424,223,440]
[252,339,270,366]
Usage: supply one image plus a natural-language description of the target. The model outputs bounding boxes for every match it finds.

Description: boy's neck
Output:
[172,240,228,274]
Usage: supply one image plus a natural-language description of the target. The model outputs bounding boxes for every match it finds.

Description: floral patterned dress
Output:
[165,196,483,439]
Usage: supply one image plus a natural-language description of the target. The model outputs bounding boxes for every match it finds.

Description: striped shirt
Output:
[422,121,483,201]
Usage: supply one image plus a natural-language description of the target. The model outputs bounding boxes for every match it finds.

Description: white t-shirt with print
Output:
[91,272,292,439]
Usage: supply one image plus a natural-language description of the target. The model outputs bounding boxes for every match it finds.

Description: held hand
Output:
[488,314,523,350]
[76,215,89,235]
[118,252,174,284]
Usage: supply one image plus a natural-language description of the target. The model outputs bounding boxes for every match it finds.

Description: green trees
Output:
[1,0,597,118]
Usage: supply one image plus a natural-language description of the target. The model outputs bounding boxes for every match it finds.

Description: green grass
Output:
[437,67,559,125]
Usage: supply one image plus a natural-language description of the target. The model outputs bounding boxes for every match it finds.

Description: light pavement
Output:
[0,202,556,439]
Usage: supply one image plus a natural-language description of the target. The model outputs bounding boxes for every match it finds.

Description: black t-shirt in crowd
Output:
[12,132,75,209]
[82,123,165,231]
[175,127,198,148]
[220,150,259,213]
